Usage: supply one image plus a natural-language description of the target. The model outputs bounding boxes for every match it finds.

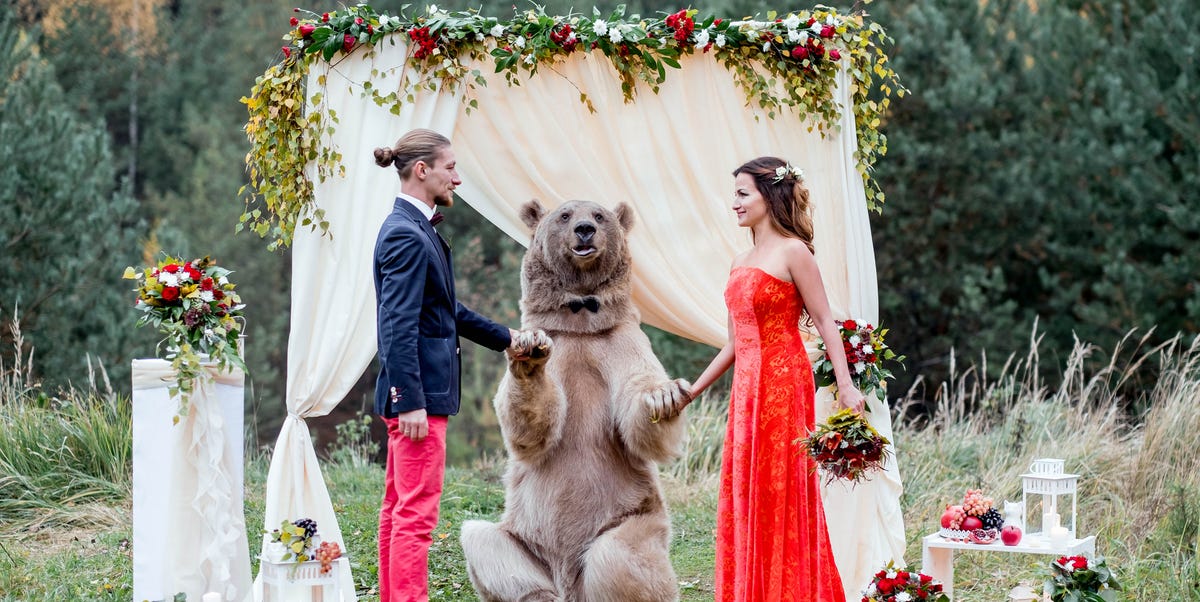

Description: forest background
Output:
[2,0,1197,465]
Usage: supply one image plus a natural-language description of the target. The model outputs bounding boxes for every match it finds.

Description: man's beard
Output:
[434,193,454,207]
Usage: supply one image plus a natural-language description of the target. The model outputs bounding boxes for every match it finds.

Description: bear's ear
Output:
[520,199,546,230]
[614,202,635,233]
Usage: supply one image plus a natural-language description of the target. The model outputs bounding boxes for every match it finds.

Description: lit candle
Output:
[1050,526,1070,546]
[1043,511,1060,532]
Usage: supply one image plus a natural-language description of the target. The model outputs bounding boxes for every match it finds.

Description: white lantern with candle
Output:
[1021,458,1079,541]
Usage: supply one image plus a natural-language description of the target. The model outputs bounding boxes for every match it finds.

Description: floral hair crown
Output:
[773,163,805,183]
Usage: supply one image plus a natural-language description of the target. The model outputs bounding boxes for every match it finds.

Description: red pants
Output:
[379,415,448,602]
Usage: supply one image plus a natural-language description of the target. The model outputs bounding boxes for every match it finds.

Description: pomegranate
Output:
[961,516,983,531]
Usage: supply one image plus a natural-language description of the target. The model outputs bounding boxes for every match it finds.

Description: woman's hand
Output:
[835,384,867,414]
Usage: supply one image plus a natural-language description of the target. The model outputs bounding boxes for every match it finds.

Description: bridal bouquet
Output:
[800,408,891,486]
[1046,555,1122,602]
[124,255,247,421]
[862,562,948,602]
[813,318,904,401]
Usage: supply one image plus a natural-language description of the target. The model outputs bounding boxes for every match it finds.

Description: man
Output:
[372,129,514,601]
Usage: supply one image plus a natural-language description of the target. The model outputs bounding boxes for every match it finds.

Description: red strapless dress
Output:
[715,266,845,602]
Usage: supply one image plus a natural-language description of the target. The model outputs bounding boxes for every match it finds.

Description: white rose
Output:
[475,32,484,41]
[787,29,800,43]
[849,335,861,346]
[856,362,867,374]
[608,26,623,44]
[199,290,215,303]
[886,571,897,580]
[694,29,709,46]
[826,15,835,26]
[489,24,504,37]
[810,22,823,34]
[593,20,608,36]
[514,35,526,48]
[204,328,215,339]
[159,273,178,287]
[783,14,801,29]
[427,4,438,14]
[896,593,912,602]
[715,33,726,47]
[762,41,771,52]
[799,32,810,45]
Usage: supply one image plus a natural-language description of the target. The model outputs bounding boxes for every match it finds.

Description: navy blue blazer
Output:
[373,199,511,418]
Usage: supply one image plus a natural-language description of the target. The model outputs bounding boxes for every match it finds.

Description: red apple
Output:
[1001,524,1022,546]
[961,516,983,531]
[940,505,964,529]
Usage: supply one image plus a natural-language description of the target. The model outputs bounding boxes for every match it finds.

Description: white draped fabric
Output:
[132,359,251,602]
[258,37,903,599]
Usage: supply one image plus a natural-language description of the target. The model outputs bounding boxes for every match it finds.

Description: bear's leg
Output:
[578,514,678,602]
[461,520,560,602]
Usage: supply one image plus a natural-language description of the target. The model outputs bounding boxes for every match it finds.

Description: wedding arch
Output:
[242,3,905,600]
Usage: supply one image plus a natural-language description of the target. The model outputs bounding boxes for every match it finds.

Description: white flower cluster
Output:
[772,163,805,183]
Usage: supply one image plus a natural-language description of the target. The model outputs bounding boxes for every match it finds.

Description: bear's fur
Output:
[461,200,692,602]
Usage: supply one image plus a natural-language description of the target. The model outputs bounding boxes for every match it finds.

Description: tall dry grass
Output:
[0,312,131,532]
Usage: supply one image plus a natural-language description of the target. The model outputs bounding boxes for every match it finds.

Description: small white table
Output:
[921,532,1096,599]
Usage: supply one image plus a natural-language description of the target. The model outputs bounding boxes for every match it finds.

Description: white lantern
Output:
[1021,458,1079,539]
[259,534,343,602]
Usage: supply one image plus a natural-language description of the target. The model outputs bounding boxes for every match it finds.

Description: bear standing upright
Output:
[461,200,693,602]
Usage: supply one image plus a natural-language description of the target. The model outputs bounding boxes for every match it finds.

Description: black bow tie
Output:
[567,296,601,313]
[430,212,444,227]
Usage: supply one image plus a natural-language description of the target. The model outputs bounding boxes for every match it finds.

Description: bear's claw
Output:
[643,378,692,423]
[508,329,553,364]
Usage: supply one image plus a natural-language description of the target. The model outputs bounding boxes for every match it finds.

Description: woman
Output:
[689,156,865,602]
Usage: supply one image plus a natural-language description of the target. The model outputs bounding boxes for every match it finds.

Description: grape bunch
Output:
[315,541,342,575]
[980,507,1004,531]
[962,489,994,516]
[293,518,318,539]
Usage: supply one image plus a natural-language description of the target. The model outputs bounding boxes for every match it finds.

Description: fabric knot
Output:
[430,212,444,227]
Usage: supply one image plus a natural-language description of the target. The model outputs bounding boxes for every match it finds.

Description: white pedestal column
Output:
[132,359,251,602]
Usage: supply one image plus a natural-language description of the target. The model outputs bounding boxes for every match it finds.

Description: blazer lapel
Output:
[394,199,453,289]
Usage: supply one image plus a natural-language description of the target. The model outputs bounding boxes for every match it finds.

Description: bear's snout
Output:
[574,222,596,244]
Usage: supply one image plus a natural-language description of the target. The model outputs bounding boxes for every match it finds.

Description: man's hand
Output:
[396,408,429,441]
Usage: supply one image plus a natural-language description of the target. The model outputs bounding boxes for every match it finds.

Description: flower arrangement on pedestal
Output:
[813,318,904,402]
[862,562,949,602]
[1045,555,1122,602]
[124,255,247,422]
[800,408,891,486]
[268,518,320,563]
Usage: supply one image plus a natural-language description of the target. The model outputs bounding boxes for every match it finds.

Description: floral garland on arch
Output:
[241,2,904,250]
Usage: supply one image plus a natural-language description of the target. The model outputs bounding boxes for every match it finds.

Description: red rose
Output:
[321,12,329,22]
[185,267,201,281]
[829,49,841,61]
[162,263,180,274]
[821,24,835,38]
[299,24,316,37]
[161,287,180,302]
[793,46,808,59]
[355,17,364,25]
[367,24,374,34]
[213,290,225,301]
[843,319,858,330]
[282,46,292,58]
[343,33,356,52]
[920,574,933,584]
[290,17,299,26]
[1074,556,1088,569]
[201,277,215,291]
[897,571,909,582]
[807,18,816,26]
[714,18,722,25]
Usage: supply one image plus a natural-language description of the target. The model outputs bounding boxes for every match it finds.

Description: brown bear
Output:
[461,200,692,602]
